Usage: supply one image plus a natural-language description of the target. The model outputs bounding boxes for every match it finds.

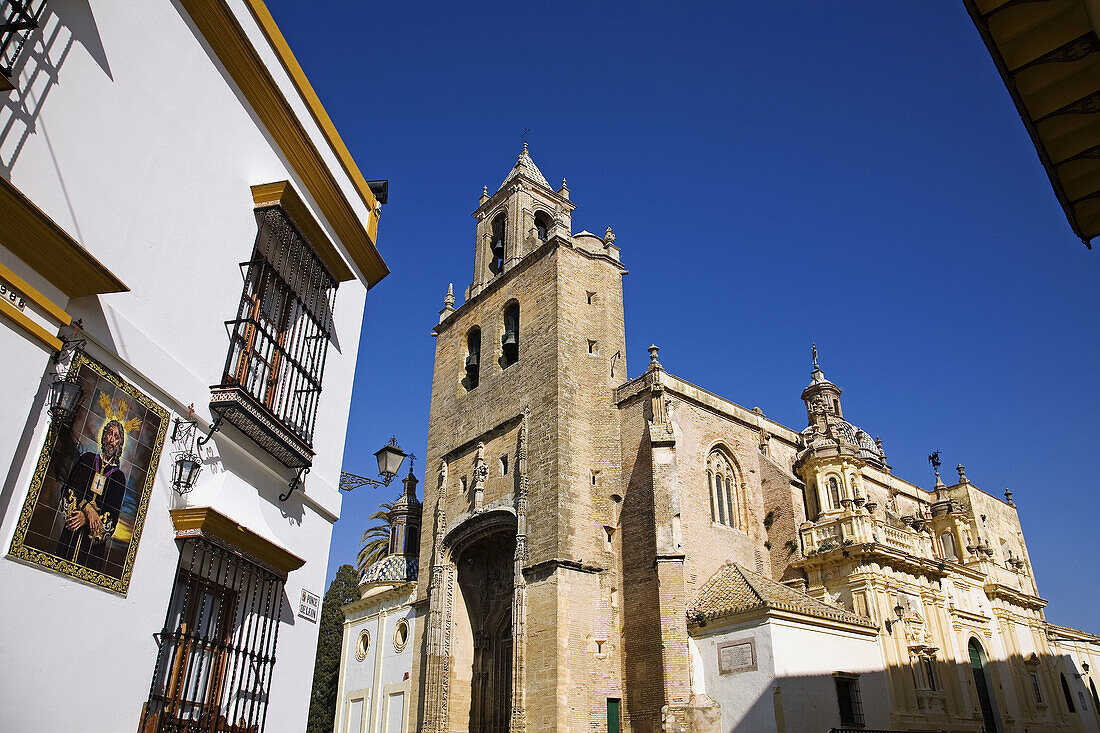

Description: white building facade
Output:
[0,2,387,732]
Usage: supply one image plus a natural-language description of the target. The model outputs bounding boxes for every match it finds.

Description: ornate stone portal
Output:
[458,531,515,733]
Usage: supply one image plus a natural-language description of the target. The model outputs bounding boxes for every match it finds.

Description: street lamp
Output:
[47,377,83,423]
[341,437,411,491]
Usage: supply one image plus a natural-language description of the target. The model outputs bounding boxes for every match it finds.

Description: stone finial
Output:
[479,186,489,205]
[956,464,968,484]
[439,283,456,323]
[1004,489,1015,506]
[811,342,819,369]
[648,344,662,370]
[604,226,615,245]
[558,178,570,200]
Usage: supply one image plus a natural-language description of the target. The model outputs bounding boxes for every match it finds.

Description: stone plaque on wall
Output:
[717,638,757,674]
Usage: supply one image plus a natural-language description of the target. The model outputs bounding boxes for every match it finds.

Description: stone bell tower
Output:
[410,146,628,732]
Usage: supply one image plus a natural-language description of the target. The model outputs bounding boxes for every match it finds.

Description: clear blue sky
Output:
[266,1,1099,630]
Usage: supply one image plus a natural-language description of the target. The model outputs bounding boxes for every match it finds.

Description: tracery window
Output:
[707,448,739,529]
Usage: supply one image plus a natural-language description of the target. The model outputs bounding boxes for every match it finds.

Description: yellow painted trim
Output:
[251,181,354,282]
[0,297,63,351]
[0,260,71,325]
[0,177,129,297]
[242,2,378,215]
[179,0,389,288]
[170,506,305,574]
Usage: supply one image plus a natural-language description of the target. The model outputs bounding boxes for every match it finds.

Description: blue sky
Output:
[266,1,1100,630]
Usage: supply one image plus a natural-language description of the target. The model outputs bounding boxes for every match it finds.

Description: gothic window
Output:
[707,449,739,529]
[707,470,716,522]
[502,301,519,366]
[534,210,551,242]
[828,476,841,509]
[490,212,506,274]
[465,327,481,389]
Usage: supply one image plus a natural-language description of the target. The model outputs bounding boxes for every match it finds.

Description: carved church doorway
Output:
[457,529,514,733]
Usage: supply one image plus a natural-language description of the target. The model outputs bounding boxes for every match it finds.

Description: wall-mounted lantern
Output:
[170,409,202,495]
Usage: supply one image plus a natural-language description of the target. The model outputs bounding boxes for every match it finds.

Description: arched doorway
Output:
[456,529,515,733]
[969,638,1000,733]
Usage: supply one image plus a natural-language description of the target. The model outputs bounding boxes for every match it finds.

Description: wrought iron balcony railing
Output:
[1,1,46,81]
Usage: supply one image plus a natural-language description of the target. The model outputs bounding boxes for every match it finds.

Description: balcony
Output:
[210,205,338,471]
[1,1,46,86]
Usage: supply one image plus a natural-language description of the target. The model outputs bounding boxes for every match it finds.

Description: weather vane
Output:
[928,451,941,475]
[521,128,530,147]
[811,342,819,369]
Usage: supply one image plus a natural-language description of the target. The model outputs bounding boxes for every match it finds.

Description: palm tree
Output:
[356,501,394,574]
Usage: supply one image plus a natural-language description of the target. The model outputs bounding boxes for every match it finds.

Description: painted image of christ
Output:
[9,351,168,594]
[55,416,132,571]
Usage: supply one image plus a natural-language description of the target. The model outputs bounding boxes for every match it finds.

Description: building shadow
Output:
[1,0,111,178]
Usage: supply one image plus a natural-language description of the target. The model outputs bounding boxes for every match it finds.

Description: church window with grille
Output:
[707,449,739,529]
[139,538,285,733]
[834,674,864,726]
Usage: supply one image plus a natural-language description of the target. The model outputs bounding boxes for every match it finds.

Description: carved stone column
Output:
[473,441,486,513]
[510,412,529,733]
[423,462,454,732]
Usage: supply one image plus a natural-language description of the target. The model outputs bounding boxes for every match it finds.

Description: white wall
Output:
[334,587,417,733]
[693,614,888,733]
[0,2,375,731]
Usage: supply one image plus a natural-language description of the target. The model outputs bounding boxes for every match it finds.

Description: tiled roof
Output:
[498,145,550,192]
[689,563,876,629]
[361,554,418,585]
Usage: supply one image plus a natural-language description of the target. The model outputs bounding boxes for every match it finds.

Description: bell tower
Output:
[412,146,628,732]
[467,143,576,300]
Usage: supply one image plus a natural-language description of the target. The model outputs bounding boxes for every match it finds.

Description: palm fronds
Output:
[356,501,394,573]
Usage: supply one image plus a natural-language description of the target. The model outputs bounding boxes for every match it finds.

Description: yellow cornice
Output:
[251,181,353,282]
[170,506,305,575]
[0,177,128,298]
[0,297,62,351]
[179,0,389,288]
[0,260,70,324]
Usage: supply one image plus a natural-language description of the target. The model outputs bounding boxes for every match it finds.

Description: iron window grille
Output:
[221,206,337,448]
[835,674,864,727]
[139,537,286,733]
[0,0,46,80]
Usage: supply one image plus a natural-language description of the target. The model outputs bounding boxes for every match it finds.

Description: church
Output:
[334,147,1100,733]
